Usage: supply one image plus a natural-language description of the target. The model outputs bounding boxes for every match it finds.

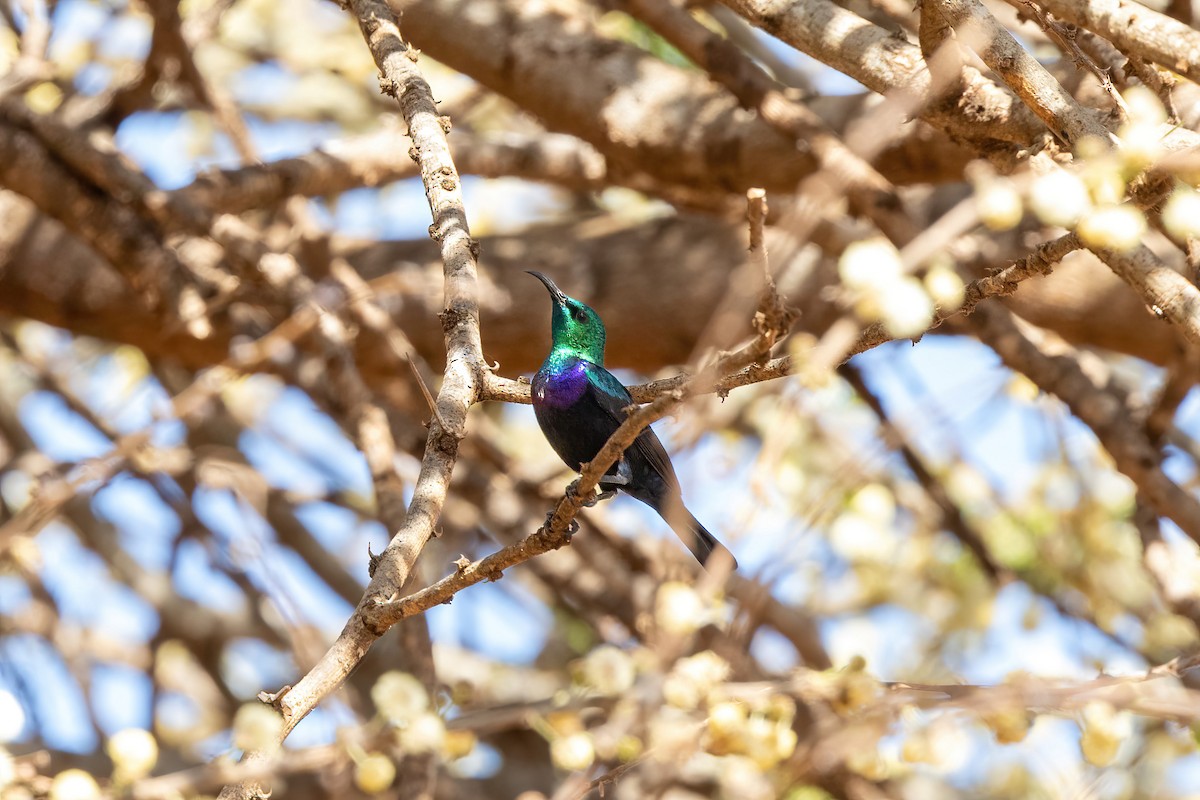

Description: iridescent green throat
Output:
[547,298,606,366]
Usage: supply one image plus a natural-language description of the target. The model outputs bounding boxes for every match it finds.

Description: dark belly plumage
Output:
[533,368,624,476]
[530,355,730,567]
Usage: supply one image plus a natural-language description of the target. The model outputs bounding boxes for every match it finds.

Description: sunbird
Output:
[528,271,736,569]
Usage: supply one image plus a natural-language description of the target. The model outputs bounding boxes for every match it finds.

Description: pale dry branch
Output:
[1010,0,1129,116]
[927,0,1116,147]
[132,746,343,800]
[965,303,1200,544]
[616,0,918,244]
[217,2,486,795]
[1031,0,1200,86]
[1091,243,1200,346]
[721,0,1048,147]
[365,388,689,629]
[179,129,610,215]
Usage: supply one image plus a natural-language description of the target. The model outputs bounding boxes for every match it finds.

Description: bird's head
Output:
[528,271,606,364]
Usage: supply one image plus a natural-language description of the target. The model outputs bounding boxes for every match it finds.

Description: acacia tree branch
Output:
[395,0,822,194]
[484,231,1088,406]
[841,662,1200,721]
[927,0,1116,147]
[365,387,688,629]
[1010,0,1129,115]
[1030,0,1200,86]
[0,120,191,313]
[965,303,1200,544]
[132,746,343,800]
[179,129,610,215]
[720,0,1049,147]
[217,1,485,796]
[1091,243,1200,346]
[611,0,919,245]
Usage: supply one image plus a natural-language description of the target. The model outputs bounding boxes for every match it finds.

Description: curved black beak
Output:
[527,271,567,307]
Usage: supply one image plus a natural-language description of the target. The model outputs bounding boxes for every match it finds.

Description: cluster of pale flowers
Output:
[0,689,160,800]
[526,583,804,800]
[837,239,963,340]
[976,87,1200,250]
[354,671,474,794]
[841,86,1200,343]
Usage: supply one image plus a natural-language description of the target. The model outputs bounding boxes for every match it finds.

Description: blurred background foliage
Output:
[1,0,1200,798]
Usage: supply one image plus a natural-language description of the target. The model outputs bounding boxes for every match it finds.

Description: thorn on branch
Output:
[258,685,292,711]
[406,352,449,432]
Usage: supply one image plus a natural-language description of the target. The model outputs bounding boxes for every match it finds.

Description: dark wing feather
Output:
[582,362,678,486]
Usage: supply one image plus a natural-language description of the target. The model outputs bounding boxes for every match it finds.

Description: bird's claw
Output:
[583,488,618,507]
[542,509,581,538]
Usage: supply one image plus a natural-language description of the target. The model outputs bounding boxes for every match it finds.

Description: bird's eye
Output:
[572,307,588,323]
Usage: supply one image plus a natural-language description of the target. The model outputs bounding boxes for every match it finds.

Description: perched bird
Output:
[528,271,736,569]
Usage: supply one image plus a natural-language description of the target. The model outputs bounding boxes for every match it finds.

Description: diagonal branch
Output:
[720,0,1048,147]
[217,1,485,796]
[364,387,688,629]
[925,0,1116,147]
[612,0,918,244]
[1029,0,1200,86]
[965,303,1200,544]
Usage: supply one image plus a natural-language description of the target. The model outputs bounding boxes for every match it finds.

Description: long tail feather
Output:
[663,508,738,570]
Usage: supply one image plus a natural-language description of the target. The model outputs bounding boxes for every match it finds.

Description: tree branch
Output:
[927,0,1115,147]
[965,303,1200,545]
[217,1,485,795]
[1031,0,1200,86]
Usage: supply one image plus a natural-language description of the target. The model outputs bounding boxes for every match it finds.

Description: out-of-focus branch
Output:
[839,363,1002,580]
[839,361,1148,656]
[179,129,605,214]
[218,2,485,796]
[591,233,1088,405]
[0,293,327,547]
[612,0,918,245]
[131,745,343,800]
[1028,0,1200,86]
[0,119,192,312]
[965,303,1200,544]
[925,0,1115,147]
[719,0,1048,147]
[397,0,821,194]
[1133,496,1200,634]
[1091,243,1200,346]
